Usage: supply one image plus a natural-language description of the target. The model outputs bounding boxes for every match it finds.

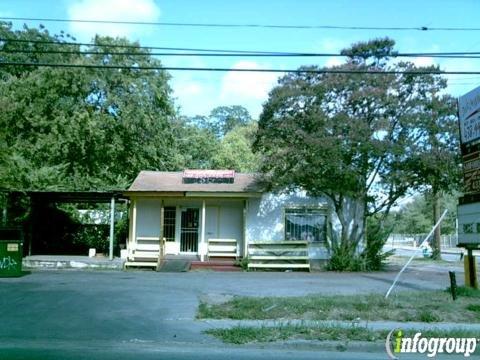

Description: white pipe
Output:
[109,197,115,261]
[200,200,206,262]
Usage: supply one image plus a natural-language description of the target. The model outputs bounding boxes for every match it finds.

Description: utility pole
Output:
[432,189,442,259]
[431,90,442,260]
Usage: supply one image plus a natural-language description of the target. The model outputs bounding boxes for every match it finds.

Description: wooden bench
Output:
[207,238,238,259]
[124,237,165,270]
[247,240,310,271]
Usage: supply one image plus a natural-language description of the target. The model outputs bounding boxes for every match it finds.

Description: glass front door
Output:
[180,208,199,252]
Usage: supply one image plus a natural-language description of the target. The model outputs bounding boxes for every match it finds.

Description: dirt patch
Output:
[199,292,235,305]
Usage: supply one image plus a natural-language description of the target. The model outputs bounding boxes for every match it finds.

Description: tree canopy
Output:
[0,22,180,190]
[254,38,459,269]
[391,193,458,235]
[193,105,253,138]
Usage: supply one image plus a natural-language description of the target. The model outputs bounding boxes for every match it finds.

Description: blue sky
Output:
[1,0,480,118]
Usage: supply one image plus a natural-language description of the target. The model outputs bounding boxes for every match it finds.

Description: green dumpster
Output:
[0,229,23,277]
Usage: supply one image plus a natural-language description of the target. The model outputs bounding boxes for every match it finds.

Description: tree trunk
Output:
[335,195,366,252]
[431,191,442,260]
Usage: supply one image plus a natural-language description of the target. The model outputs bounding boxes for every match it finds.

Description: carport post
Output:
[109,196,115,260]
[2,193,7,226]
[201,200,206,262]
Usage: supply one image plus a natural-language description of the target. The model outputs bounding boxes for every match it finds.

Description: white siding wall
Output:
[133,198,244,255]
[246,191,336,259]
[217,200,243,256]
[135,199,161,238]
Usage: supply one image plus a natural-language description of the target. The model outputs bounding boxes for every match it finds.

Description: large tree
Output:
[0,22,180,191]
[212,122,260,172]
[193,105,252,138]
[392,193,458,236]
[172,116,219,169]
[254,38,458,269]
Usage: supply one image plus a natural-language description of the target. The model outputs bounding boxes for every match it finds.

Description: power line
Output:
[449,82,480,86]
[0,48,338,57]
[2,38,480,59]
[1,61,479,75]
[0,38,302,54]
[2,48,480,59]
[1,16,480,31]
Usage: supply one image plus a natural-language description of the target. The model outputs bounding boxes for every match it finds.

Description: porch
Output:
[126,197,248,266]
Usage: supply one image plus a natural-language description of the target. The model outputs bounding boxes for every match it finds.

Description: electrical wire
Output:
[2,38,480,59]
[1,16,480,31]
[0,61,479,75]
[2,48,480,59]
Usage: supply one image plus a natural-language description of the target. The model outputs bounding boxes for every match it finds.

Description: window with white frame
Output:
[285,208,327,243]
[163,207,176,242]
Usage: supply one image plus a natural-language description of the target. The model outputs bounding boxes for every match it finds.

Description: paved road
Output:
[385,245,480,263]
[4,341,467,360]
[0,268,465,359]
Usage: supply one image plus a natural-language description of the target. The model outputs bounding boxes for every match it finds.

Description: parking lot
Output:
[0,265,462,359]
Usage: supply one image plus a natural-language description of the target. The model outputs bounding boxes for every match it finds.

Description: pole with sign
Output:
[457,85,480,289]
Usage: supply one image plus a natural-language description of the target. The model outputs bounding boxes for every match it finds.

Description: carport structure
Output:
[2,191,125,260]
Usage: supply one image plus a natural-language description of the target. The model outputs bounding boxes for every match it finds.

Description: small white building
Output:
[124,170,333,266]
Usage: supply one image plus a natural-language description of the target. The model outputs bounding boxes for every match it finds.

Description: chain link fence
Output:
[386,233,458,249]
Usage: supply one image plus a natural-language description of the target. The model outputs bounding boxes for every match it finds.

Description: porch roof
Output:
[126,171,263,194]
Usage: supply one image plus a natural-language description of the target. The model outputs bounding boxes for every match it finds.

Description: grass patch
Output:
[205,325,384,345]
[452,286,480,298]
[205,325,480,345]
[467,304,480,313]
[198,288,480,323]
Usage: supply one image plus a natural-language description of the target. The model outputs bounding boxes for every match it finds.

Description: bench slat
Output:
[249,256,309,260]
[248,263,310,268]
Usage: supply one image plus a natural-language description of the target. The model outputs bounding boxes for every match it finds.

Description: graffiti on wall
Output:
[0,256,18,270]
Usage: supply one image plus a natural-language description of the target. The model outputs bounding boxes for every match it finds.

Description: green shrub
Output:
[235,257,250,271]
[326,218,393,272]
[325,244,361,271]
[360,220,393,271]
[72,225,109,253]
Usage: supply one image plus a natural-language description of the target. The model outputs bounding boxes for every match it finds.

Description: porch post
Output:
[130,199,137,260]
[201,200,206,262]
[243,199,248,258]
[2,193,7,226]
[159,200,165,243]
[157,200,165,271]
[109,196,115,260]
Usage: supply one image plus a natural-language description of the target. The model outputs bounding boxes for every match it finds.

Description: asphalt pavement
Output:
[0,267,471,359]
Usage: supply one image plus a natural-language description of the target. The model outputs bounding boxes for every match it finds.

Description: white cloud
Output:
[168,55,221,116]
[325,57,343,68]
[411,56,434,68]
[313,38,352,68]
[317,38,350,53]
[216,61,280,117]
[440,58,480,96]
[67,0,160,41]
[176,82,202,97]
[220,61,279,101]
